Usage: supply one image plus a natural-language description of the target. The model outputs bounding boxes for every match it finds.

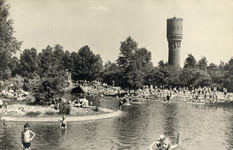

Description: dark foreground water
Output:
[1,97,233,150]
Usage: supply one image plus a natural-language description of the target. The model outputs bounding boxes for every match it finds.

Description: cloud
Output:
[89,6,110,11]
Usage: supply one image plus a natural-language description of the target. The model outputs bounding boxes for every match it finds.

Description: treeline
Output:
[0,0,233,96]
[101,37,233,92]
[6,45,103,82]
[1,36,233,93]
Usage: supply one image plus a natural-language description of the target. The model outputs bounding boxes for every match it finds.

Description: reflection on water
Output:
[1,97,233,150]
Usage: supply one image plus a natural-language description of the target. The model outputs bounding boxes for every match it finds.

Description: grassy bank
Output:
[0,95,112,118]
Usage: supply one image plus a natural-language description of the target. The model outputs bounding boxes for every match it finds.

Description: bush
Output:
[59,103,71,115]
[26,111,41,117]
[44,110,56,115]
[132,97,143,102]
[86,94,101,111]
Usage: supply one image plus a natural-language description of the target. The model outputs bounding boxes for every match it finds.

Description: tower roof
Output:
[167,17,183,21]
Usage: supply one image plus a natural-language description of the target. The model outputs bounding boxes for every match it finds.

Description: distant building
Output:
[71,85,87,94]
[167,17,183,66]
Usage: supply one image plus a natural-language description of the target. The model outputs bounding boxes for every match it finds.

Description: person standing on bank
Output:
[21,123,36,150]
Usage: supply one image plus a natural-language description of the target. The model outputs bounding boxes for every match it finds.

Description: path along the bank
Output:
[1,108,122,122]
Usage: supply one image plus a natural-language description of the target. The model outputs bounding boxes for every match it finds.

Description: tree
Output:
[179,68,195,87]
[224,58,233,92]
[127,47,153,90]
[184,54,197,69]
[151,61,169,87]
[180,68,211,88]
[53,44,65,61]
[117,37,153,91]
[102,61,120,86]
[20,48,39,78]
[165,65,181,88]
[117,36,138,90]
[32,45,70,104]
[7,74,24,91]
[33,66,67,105]
[197,56,208,71]
[38,45,55,74]
[8,56,20,77]
[158,60,168,68]
[154,64,180,88]
[117,36,137,68]
[192,69,212,87]
[144,67,159,86]
[207,63,225,90]
[135,47,153,75]
[73,45,103,81]
[70,52,79,81]
[0,0,22,80]
[63,50,73,71]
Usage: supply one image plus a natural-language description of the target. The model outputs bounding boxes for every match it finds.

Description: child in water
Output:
[21,123,36,150]
[118,100,123,111]
[60,115,67,129]
[148,131,181,150]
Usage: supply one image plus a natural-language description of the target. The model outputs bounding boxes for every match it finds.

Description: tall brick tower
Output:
[167,17,183,66]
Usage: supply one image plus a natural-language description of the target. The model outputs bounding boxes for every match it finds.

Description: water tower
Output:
[167,17,183,66]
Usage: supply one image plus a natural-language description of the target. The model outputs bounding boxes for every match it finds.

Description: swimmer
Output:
[118,100,123,111]
[21,123,36,150]
[148,130,181,150]
[60,115,67,129]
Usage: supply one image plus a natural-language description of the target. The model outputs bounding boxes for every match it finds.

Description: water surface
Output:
[1,97,233,150]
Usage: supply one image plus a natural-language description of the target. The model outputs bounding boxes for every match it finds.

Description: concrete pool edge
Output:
[2,110,122,122]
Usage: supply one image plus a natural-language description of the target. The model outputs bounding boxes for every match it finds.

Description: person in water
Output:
[60,115,67,129]
[118,99,123,110]
[148,131,181,150]
[166,94,171,103]
[21,123,36,150]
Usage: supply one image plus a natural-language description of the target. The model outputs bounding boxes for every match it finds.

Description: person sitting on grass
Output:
[148,131,181,150]
[185,96,193,102]
[19,107,27,113]
[226,95,232,101]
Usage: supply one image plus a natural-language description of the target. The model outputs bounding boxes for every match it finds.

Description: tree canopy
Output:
[184,54,196,69]
[0,1,232,95]
[1,1,233,107]
[0,0,22,80]
[116,36,153,91]
[71,45,103,81]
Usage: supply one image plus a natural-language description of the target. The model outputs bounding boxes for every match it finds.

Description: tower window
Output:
[177,26,179,30]
[181,27,182,30]
[173,26,175,30]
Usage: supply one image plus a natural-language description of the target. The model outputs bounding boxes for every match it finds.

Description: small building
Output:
[71,85,87,94]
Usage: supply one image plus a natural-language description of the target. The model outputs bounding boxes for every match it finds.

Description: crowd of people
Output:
[4,83,232,150]
[183,86,232,103]
[1,85,29,100]
[117,85,232,108]
[77,80,123,96]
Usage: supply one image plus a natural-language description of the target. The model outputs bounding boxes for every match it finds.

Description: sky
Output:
[7,0,233,66]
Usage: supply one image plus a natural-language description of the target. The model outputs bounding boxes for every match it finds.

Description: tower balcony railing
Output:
[167,36,182,41]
